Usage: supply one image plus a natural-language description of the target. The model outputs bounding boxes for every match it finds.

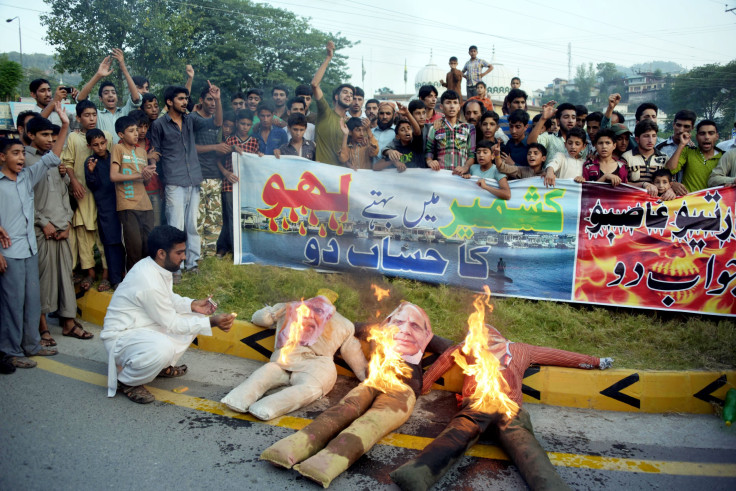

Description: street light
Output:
[6,16,23,69]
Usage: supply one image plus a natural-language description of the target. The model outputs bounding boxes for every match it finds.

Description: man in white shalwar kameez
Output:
[101,225,235,403]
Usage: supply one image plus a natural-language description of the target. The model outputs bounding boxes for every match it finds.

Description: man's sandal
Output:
[40,329,57,347]
[158,365,188,378]
[118,382,155,404]
[80,276,94,292]
[10,357,37,369]
[62,320,94,340]
[97,279,112,292]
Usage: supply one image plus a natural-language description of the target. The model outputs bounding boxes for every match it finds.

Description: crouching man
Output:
[101,225,235,403]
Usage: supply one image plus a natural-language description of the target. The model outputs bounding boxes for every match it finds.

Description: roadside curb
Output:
[77,289,735,415]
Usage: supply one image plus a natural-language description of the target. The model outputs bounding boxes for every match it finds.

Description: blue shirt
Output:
[0,151,61,259]
[502,137,529,166]
[253,125,288,155]
[469,163,507,181]
[96,96,140,143]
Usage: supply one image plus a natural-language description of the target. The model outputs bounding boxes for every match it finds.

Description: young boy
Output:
[339,117,379,170]
[141,93,160,122]
[286,96,315,141]
[468,81,495,112]
[623,120,670,198]
[217,109,260,257]
[462,140,510,200]
[61,99,113,293]
[530,101,587,162]
[441,56,464,104]
[576,128,628,186]
[130,110,164,226]
[109,116,155,271]
[462,45,493,99]
[0,111,69,367]
[610,123,632,158]
[274,113,316,161]
[666,119,723,193]
[425,90,476,173]
[374,104,423,172]
[479,111,500,144]
[409,99,429,148]
[222,111,236,141]
[651,168,674,197]
[544,127,587,187]
[84,129,125,289]
[501,109,530,166]
[418,85,442,123]
[496,143,547,180]
[253,100,288,155]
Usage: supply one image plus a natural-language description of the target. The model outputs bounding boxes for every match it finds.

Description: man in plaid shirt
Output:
[425,90,476,174]
[215,109,260,257]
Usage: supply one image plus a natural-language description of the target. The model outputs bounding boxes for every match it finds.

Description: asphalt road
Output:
[1,320,735,490]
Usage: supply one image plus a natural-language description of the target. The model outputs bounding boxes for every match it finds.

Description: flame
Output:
[278,302,310,364]
[363,324,412,394]
[453,286,519,418]
[371,284,390,302]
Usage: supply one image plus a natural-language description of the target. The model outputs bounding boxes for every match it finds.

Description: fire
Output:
[363,324,412,394]
[278,302,310,364]
[371,284,390,302]
[452,286,519,419]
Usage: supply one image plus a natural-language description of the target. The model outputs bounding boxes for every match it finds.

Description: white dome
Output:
[482,60,514,99]
[414,63,447,96]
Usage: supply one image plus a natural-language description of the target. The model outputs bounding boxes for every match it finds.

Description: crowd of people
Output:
[1,41,735,373]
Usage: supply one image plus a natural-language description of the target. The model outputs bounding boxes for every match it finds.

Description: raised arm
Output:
[184,64,195,96]
[311,40,334,102]
[52,101,69,157]
[666,131,690,171]
[111,48,140,104]
[209,80,223,127]
[397,102,421,136]
[77,56,114,102]
[602,93,620,129]
[528,100,556,145]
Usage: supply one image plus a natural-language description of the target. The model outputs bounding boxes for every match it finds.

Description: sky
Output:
[2,0,735,98]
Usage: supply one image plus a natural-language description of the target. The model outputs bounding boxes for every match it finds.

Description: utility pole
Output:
[567,42,571,80]
[6,17,23,69]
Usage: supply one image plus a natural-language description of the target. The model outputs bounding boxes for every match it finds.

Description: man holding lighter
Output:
[101,225,235,404]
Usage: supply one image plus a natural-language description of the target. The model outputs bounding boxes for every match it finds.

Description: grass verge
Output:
[174,257,736,370]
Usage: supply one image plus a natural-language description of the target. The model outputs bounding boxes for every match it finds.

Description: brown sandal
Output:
[158,364,188,378]
[118,382,155,404]
[62,320,94,340]
[40,329,57,347]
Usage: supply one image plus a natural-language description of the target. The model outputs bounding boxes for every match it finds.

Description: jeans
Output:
[165,185,201,270]
[216,191,234,254]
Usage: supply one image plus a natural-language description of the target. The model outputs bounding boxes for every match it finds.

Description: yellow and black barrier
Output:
[77,290,735,415]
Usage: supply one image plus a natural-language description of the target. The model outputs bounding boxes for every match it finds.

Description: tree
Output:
[596,62,627,98]
[569,63,595,105]
[667,61,736,126]
[0,56,23,101]
[41,0,354,101]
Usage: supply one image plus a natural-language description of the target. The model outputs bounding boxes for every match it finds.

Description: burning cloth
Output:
[221,295,367,420]
[260,302,434,488]
[390,324,613,491]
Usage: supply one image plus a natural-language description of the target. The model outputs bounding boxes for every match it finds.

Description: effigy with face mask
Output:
[260,301,442,488]
[390,290,614,491]
[220,295,367,421]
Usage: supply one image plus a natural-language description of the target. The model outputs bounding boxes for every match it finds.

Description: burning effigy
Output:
[260,300,434,488]
[390,287,614,491]
[220,294,367,421]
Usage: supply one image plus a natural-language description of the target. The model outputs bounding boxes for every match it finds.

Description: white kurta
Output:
[221,303,367,420]
[100,257,212,396]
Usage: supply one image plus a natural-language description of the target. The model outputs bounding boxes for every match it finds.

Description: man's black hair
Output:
[287,112,307,128]
[593,128,617,144]
[408,99,426,113]
[256,100,276,115]
[75,99,97,117]
[566,127,587,142]
[586,111,603,123]
[652,168,673,182]
[353,86,365,98]
[476,139,495,152]
[141,92,158,105]
[555,102,576,120]
[287,96,307,110]
[696,119,718,132]
[199,85,213,100]
[163,86,189,108]
[223,111,236,123]
[85,128,106,145]
[50,124,61,136]
[508,109,530,126]
[295,84,313,97]
[115,115,137,135]
[673,109,697,125]
[511,76,521,83]
[418,85,438,99]
[332,83,355,101]
[366,98,380,107]
[575,104,588,117]
[129,109,150,127]
[346,117,363,132]
[132,75,149,88]
[634,119,658,138]
[480,110,500,125]
[440,90,459,103]
[394,119,412,134]
[449,56,458,63]
[475,81,487,89]
[25,116,54,135]
[635,102,658,122]
[462,99,483,115]
[612,110,625,124]
[147,225,187,259]
[507,88,528,102]
[16,110,39,130]
[235,109,255,122]
[231,92,246,101]
[246,88,264,99]
[469,45,478,51]
[29,78,50,94]
[0,137,24,154]
[527,142,547,156]
[272,84,289,97]
[98,81,117,98]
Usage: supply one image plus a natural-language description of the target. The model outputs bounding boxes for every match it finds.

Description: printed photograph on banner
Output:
[237,153,580,301]
[574,182,736,316]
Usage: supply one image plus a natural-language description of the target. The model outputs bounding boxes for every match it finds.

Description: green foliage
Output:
[568,63,595,105]
[41,0,353,101]
[0,56,23,101]
[596,62,627,98]
[667,61,736,126]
